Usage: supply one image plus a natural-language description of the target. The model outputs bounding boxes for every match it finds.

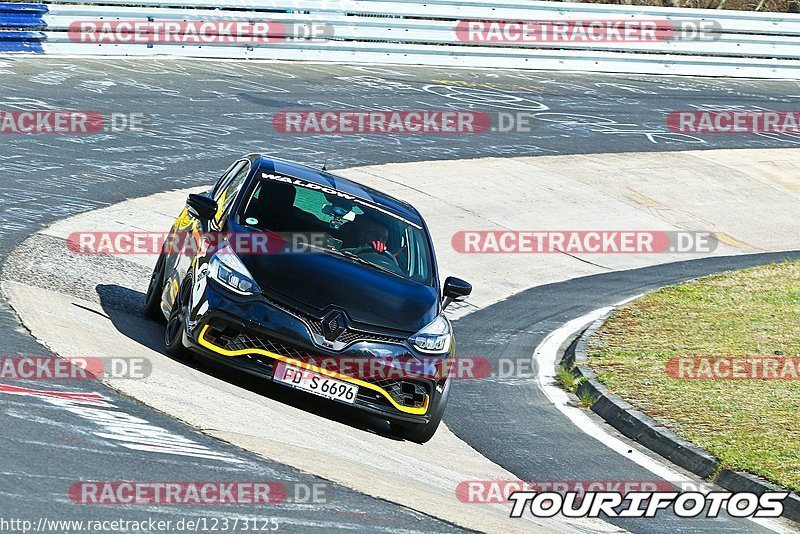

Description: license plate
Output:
[274,362,357,404]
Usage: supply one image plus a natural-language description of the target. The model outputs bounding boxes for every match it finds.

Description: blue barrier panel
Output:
[0,3,47,29]
[0,30,45,52]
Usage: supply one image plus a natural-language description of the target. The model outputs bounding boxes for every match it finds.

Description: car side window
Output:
[212,160,247,201]
[214,163,250,225]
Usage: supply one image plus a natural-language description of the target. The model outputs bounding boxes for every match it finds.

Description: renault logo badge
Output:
[322,310,347,342]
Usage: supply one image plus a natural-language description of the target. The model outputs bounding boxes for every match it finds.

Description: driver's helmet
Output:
[359,216,389,246]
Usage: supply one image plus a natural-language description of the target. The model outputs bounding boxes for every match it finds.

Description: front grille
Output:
[305,317,406,345]
[307,318,324,336]
[208,326,308,359]
[204,324,427,409]
[261,295,406,346]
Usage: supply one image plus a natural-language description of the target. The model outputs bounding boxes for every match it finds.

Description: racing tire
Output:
[164,276,192,358]
[143,253,166,321]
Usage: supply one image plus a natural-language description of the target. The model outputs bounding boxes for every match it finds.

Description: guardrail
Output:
[1,0,800,78]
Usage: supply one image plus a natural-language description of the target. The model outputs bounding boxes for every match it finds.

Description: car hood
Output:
[240,251,439,333]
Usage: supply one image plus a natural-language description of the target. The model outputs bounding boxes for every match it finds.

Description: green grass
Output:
[557,365,577,392]
[588,261,800,492]
[577,390,594,408]
[557,365,592,406]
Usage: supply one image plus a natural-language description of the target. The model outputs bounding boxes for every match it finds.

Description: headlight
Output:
[409,315,452,354]
[209,243,261,295]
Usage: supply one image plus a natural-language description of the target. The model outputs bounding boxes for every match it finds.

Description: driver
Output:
[359,217,390,253]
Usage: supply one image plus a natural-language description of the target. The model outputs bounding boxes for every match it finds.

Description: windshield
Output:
[238,175,434,284]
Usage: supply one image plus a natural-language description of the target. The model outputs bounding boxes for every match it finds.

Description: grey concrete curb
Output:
[562,312,800,524]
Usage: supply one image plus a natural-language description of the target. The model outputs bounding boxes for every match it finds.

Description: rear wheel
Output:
[143,253,166,321]
[390,380,450,444]
[164,276,192,357]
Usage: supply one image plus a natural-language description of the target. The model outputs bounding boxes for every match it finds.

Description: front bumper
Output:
[184,278,451,423]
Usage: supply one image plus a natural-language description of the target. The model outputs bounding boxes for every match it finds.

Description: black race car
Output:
[144,154,472,443]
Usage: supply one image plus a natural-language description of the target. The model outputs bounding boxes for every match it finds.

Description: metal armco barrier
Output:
[1,0,800,78]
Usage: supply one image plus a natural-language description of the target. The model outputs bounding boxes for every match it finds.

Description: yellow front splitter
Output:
[197,325,429,415]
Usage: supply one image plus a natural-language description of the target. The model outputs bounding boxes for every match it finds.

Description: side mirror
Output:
[186,194,218,222]
[442,276,472,309]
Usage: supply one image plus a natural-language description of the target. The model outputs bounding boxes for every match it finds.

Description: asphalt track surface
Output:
[1,57,800,531]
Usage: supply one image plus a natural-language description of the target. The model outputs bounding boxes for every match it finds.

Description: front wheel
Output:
[390,380,450,444]
[143,253,166,321]
[164,276,192,358]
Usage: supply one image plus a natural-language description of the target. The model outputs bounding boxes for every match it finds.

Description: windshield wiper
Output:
[329,248,403,277]
[297,242,401,277]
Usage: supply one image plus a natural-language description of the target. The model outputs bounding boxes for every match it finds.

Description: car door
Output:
[185,160,252,298]
[162,160,249,311]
